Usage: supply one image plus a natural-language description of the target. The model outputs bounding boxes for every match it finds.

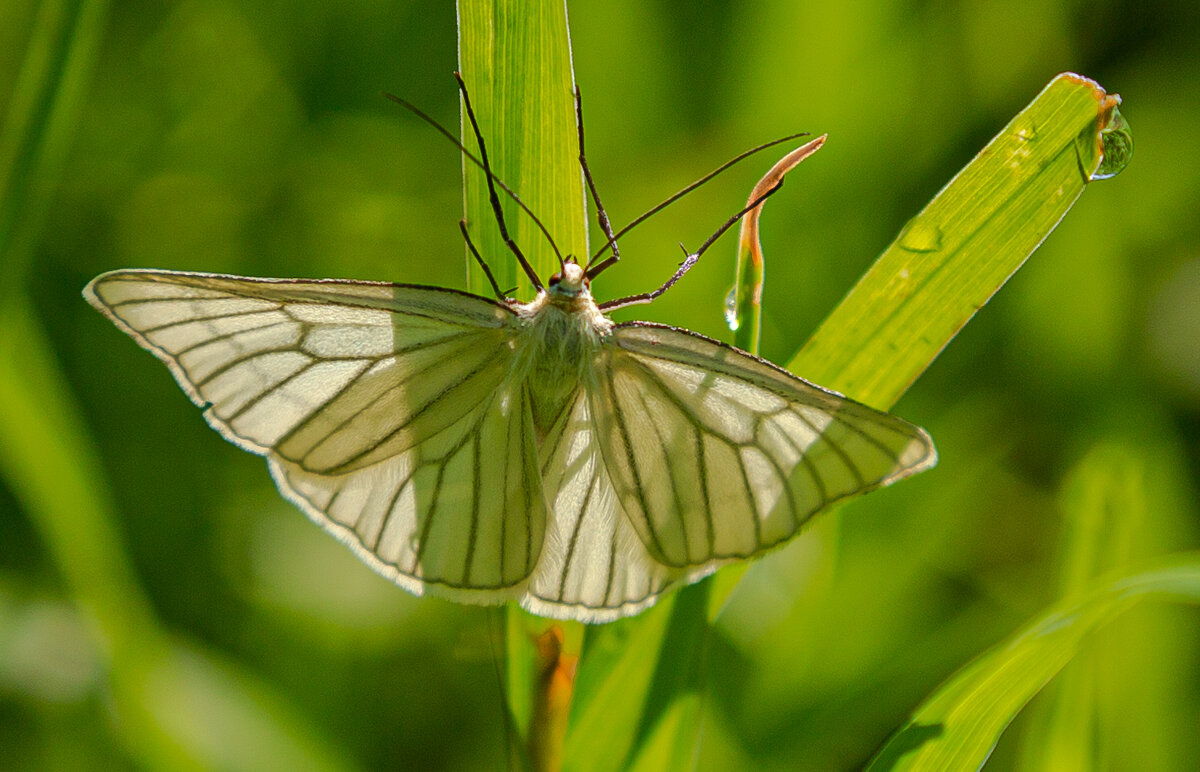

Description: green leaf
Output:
[452,16,1134,770]
[456,3,588,768]
[626,692,703,772]
[865,554,1200,772]
[793,73,1128,409]
[665,73,1131,765]
[706,74,1127,622]
[1014,444,1144,771]
[1014,433,1193,771]
[1,293,358,772]
[0,0,108,296]
[457,0,587,299]
[562,602,675,771]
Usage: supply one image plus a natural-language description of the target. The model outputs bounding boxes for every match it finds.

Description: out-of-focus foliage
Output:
[1,1,1197,769]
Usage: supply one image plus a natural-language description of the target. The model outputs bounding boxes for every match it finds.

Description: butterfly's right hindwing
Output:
[273,381,546,595]
[525,392,685,621]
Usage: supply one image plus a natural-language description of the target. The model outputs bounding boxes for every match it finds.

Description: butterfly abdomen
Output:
[512,291,607,437]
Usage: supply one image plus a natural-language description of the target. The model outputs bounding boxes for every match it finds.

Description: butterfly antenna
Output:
[383,91,564,268]
[598,180,785,311]
[459,220,508,300]
[455,72,543,291]
[574,86,620,276]
[587,131,809,280]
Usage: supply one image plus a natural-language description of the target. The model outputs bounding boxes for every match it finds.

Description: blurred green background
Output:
[2,1,1198,769]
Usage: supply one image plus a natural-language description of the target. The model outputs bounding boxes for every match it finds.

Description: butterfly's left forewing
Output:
[86,269,548,600]
[591,322,936,570]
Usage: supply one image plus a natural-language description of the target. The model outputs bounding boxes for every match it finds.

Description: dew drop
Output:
[1013,119,1039,143]
[897,219,943,253]
[1092,105,1132,181]
[723,286,741,331]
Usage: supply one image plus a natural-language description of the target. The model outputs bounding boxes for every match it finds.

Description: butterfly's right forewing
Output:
[85,270,517,468]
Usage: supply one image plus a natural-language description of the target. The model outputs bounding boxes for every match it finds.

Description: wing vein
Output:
[172,318,295,357]
[463,426,482,585]
[632,383,693,562]
[556,450,600,600]
[313,347,507,472]
[605,375,668,560]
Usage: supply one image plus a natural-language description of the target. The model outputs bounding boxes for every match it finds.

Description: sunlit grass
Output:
[3,0,1196,770]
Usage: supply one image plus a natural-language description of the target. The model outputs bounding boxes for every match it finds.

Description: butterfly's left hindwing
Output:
[86,269,548,598]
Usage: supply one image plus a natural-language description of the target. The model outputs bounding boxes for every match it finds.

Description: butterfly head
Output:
[547,259,589,298]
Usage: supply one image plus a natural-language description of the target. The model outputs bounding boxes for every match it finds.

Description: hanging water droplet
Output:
[897,219,943,253]
[723,286,740,331]
[1092,105,1132,181]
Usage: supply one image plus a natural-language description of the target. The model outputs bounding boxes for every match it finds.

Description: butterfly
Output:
[84,78,935,623]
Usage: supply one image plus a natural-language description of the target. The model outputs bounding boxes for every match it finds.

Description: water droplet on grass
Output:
[898,219,943,253]
[723,286,740,331]
[1092,106,1132,180]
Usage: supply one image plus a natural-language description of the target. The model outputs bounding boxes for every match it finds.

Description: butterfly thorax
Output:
[511,268,612,438]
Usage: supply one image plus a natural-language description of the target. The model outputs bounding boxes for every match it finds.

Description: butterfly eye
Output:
[548,273,562,287]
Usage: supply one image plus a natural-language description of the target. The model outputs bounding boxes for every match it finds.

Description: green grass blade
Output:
[1016,434,1195,771]
[865,554,1200,772]
[626,692,703,772]
[671,73,1130,766]
[562,604,676,771]
[452,23,1131,769]
[457,3,588,767]
[792,73,1128,409]
[705,74,1128,624]
[0,0,108,294]
[0,302,156,687]
[1015,445,1143,771]
[458,0,586,299]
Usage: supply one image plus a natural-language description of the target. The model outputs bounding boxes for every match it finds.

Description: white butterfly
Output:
[84,83,935,622]
[84,260,934,622]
